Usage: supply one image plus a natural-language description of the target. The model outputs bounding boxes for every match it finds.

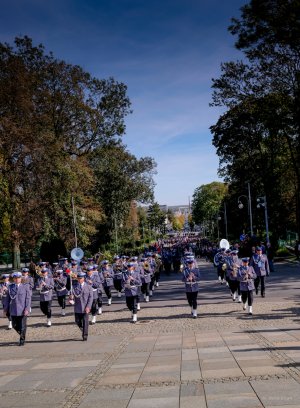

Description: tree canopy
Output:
[210,0,300,241]
[0,36,156,265]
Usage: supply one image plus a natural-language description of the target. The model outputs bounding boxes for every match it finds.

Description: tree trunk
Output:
[12,231,21,269]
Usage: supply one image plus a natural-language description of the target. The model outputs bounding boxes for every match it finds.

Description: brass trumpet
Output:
[35,266,44,278]
[231,264,238,278]
[69,271,79,280]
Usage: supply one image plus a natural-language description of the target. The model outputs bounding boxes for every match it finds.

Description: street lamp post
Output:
[247,182,253,237]
[217,216,221,241]
[114,215,118,254]
[224,203,228,240]
[257,196,269,243]
[71,196,78,248]
[218,203,228,240]
[238,183,254,237]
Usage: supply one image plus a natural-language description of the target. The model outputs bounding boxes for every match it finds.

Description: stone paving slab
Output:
[205,382,263,408]
[250,379,300,406]
[0,392,67,408]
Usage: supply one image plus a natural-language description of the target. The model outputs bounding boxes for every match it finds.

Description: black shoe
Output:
[82,336,88,341]
[261,293,265,298]
[255,289,258,295]
[19,340,25,346]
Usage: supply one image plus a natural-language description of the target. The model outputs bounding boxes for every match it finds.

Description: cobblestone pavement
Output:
[0,260,300,408]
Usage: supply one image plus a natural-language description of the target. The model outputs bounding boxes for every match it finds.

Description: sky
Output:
[0,0,247,205]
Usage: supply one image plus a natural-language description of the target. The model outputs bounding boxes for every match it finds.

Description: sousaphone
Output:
[71,247,84,262]
[219,239,230,250]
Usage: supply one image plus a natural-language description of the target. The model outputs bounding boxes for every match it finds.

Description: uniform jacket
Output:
[0,282,10,306]
[36,276,55,301]
[250,254,270,277]
[85,273,101,300]
[139,266,152,284]
[122,271,141,297]
[97,271,105,293]
[182,267,201,293]
[54,275,68,297]
[3,283,31,316]
[112,263,124,281]
[22,275,35,291]
[72,282,93,313]
[237,266,257,291]
[226,256,241,281]
[101,267,114,287]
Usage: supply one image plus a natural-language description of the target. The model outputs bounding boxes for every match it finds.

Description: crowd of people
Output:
[1,233,274,346]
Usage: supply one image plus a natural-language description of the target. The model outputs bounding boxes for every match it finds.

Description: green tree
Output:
[211,0,300,239]
[0,36,132,266]
[192,182,228,226]
[91,143,156,247]
[147,203,166,235]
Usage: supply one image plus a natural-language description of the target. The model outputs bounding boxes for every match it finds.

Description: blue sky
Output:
[0,0,246,205]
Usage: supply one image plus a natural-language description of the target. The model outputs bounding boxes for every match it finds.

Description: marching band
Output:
[0,237,272,346]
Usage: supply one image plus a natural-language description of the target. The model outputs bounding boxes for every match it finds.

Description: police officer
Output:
[237,257,257,315]
[154,254,162,287]
[122,262,141,323]
[226,250,242,302]
[21,267,34,314]
[69,271,93,340]
[101,260,114,305]
[53,269,68,316]
[149,254,157,295]
[3,271,31,345]
[85,266,101,324]
[95,264,104,315]
[0,274,12,329]
[112,256,124,298]
[139,258,152,302]
[36,268,54,327]
[250,246,270,297]
[214,248,226,283]
[182,258,201,318]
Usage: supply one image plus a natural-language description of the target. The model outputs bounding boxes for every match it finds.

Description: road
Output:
[0,259,300,408]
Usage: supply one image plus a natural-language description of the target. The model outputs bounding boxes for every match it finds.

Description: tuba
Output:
[143,261,151,274]
[220,239,230,250]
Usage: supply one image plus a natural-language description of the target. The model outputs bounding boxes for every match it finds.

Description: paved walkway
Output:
[0,260,300,408]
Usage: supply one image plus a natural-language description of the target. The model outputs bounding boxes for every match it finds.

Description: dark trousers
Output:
[149,277,155,291]
[12,315,27,342]
[97,291,102,308]
[154,270,161,282]
[126,295,138,314]
[113,279,123,292]
[229,280,240,295]
[241,290,254,306]
[164,262,171,275]
[57,295,66,309]
[75,312,89,339]
[40,300,52,318]
[141,282,150,296]
[104,286,112,299]
[91,299,98,316]
[254,276,266,295]
[5,310,11,321]
[217,266,225,280]
[186,291,198,309]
